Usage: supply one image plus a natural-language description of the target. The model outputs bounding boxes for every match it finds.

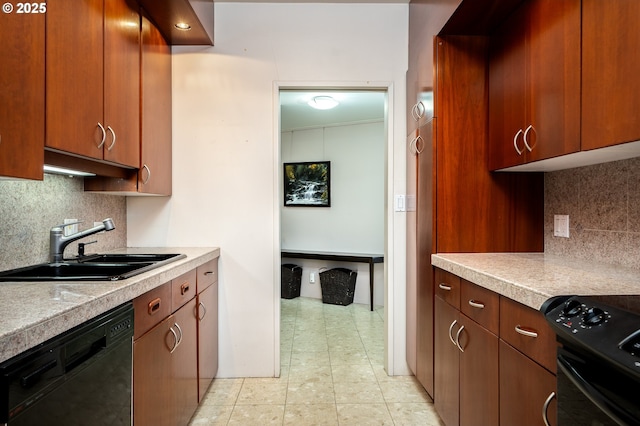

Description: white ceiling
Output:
[280,90,386,131]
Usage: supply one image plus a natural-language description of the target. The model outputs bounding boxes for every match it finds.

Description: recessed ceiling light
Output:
[175,22,191,31]
[308,96,339,110]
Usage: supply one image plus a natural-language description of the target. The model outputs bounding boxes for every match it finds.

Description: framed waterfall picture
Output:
[283,161,331,207]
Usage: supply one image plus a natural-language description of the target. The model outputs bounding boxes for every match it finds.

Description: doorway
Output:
[276,87,389,376]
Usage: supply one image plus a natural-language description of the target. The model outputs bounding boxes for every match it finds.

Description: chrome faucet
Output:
[50,218,115,263]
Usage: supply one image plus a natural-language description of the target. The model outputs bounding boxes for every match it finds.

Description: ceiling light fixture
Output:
[43,165,96,177]
[175,22,191,31]
[308,96,339,110]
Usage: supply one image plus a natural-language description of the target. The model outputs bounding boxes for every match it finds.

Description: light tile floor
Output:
[189,297,443,425]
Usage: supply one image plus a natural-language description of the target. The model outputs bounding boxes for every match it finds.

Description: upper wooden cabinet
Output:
[582,0,640,151]
[84,12,172,195]
[46,0,140,168]
[0,9,45,180]
[488,0,581,170]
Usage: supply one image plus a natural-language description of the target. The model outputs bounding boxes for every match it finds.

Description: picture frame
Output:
[283,161,331,207]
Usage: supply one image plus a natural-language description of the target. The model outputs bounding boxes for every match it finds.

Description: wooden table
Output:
[281,250,384,311]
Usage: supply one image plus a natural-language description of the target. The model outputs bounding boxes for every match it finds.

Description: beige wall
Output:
[0,174,126,270]
[545,157,640,269]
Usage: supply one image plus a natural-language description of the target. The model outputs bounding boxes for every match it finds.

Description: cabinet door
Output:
[198,283,219,401]
[434,297,460,426]
[0,7,44,180]
[103,0,140,167]
[525,0,580,163]
[582,0,640,150]
[172,298,199,425]
[458,315,499,426]
[415,120,435,395]
[500,341,556,426]
[488,4,527,170]
[133,316,173,426]
[139,13,172,195]
[46,0,104,160]
[489,0,580,169]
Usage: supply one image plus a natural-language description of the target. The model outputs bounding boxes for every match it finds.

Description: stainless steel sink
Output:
[76,253,184,264]
[0,253,185,282]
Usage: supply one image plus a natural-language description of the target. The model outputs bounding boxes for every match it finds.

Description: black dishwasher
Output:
[0,302,133,425]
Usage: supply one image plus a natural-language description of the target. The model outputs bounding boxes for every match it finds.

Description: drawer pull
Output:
[455,325,465,353]
[148,298,161,315]
[204,271,215,276]
[542,391,555,426]
[448,320,458,346]
[168,327,179,353]
[468,299,485,309]
[174,322,183,346]
[198,302,207,321]
[439,283,452,291]
[180,282,190,295]
[515,325,538,338]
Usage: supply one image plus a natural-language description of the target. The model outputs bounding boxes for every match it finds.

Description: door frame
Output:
[272,81,400,377]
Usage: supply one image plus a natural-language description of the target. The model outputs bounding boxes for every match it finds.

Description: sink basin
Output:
[0,253,186,282]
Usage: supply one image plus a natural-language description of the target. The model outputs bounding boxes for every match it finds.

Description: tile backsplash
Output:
[545,157,640,270]
[0,174,126,271]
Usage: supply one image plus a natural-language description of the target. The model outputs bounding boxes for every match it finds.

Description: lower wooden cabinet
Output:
[458,315,499,426]
[500,341,556,426]
[197,282,219,401]
[434,284,499,426]
[432,268,555,426]
[434,297,460,426]
[134,298,198,426]
[133,259,219,426]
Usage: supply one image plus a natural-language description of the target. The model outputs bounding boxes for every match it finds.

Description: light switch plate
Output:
[553,215,570,238]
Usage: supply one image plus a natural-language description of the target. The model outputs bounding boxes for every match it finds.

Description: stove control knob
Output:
[584,307,605,326]
[562,299,583,317]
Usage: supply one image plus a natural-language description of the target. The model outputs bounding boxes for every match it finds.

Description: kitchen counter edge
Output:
[432,252,640,311]
[0,247,219,364]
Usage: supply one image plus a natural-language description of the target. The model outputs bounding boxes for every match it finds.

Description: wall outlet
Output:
[553,215,570,238]
[63,219,78,236]
[309,272,316,283]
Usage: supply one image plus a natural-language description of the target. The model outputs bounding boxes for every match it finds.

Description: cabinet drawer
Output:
[133,281,171,339]
[197,258,218,293]
[499,296,556,373]
[460,279,499,335]
[172,269,197,312]
[434,268,460,309]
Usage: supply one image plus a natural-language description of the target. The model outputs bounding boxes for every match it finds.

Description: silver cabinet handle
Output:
[107,126,116,151]
[455,325,465,352]
[411,101,426,121]
[168,327,179,353]
[448,320,458,346]
[542,391,555,426]
[515,325,538,338]
[409,136,417,155]
[415,135,424,154]
[439,283,452,291]
[468,299,485,309]
[141,164,151,185]
[97,122,106,149]
[198,302,207,321]
[513,128,524,155]
[174,322,183,347]
[523,124,534,152]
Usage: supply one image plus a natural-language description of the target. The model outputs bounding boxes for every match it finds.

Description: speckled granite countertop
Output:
[0,247,219,363]
[432,253,640,311]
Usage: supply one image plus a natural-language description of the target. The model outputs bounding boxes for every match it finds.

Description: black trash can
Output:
[281,264,302,299]
[319,268,357,306]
